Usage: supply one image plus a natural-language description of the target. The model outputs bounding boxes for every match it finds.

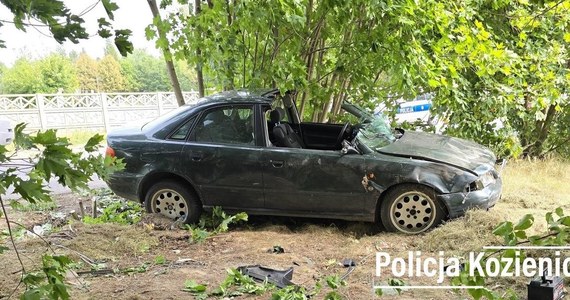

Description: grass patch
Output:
[57,129,106,146]
[501,158,570,211]
[415,209,505,254]
[63,223,159,260]
[11,200,57,212]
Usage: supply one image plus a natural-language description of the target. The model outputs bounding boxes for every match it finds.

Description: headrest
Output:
[205,110,228,123]
[269,107,285,123]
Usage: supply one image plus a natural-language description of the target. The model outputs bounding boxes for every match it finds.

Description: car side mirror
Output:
[340,140,360,156]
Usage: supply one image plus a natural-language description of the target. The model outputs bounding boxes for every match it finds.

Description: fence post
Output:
[100,93,111,133]
[36,94,47,130]
[157,92,164,116]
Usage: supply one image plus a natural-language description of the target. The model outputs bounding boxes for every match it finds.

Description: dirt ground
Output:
[1,159,569,300]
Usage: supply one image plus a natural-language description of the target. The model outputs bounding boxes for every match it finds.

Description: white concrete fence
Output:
[0,92,200,132]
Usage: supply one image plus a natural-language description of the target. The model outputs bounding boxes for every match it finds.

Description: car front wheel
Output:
[144,180,202,224]
[380,184,444,234]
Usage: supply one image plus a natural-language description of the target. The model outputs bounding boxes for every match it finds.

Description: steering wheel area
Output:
[335,122,350,148]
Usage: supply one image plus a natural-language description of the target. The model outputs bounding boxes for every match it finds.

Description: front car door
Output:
[180,104,264,211]
[261,104,370,220]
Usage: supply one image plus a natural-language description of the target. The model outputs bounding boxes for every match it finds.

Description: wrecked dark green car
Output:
[105,89,502,234]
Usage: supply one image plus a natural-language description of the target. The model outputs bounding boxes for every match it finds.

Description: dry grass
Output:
[62,222,159,261]
[415,209,505,254]
[416,158,570,254]
[501,158,570,210]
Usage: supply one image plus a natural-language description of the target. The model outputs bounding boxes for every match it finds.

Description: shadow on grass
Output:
[237,215,386,238]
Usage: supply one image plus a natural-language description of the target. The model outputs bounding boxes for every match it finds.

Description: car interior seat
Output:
[270,108,304,148]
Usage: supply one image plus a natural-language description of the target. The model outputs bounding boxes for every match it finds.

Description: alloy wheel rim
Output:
[151,189,188,220]
[389,191,436,233]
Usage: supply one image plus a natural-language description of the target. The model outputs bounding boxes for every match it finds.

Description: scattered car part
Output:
[340,259,356,280]
[341,259,356,267]
[528,272,565,300]
[268,245,284,254]
[237,265,294,288]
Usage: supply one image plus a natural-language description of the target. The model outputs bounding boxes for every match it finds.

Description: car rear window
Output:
[143,105,194,130]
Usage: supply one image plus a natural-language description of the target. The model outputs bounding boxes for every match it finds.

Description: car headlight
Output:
[466,170,497,192]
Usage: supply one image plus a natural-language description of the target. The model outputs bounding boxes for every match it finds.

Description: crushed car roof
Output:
[198,89,281,105]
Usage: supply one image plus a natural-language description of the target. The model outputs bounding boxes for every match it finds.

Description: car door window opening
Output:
[194,106,255,145]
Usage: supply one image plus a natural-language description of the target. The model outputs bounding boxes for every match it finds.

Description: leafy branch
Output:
[0,123,124,298]
[452,207,570,300]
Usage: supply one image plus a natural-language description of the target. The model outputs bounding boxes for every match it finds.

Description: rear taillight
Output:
[105,146,115,157]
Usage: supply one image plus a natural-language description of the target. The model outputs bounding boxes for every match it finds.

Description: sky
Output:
[0,1,161,66]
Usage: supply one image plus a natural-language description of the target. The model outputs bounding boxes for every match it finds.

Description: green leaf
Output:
[492,221,513,236]
[14,123,33,150]
[468,287,483,300]
[84,134,103,152]
[154,255,166,265]
[546,212,554,224]
[101,0,119,20]
[21,289,42,300]
[515,230,527,239]
[514,214,534,230]
[555,207,564,217]
[114,29,134,56]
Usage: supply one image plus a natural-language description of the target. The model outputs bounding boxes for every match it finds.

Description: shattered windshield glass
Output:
[356,114,396,150]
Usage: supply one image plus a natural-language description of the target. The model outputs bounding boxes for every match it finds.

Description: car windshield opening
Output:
[356,114,396,150]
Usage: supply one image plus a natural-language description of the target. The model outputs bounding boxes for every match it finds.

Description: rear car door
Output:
[180,104,264,210]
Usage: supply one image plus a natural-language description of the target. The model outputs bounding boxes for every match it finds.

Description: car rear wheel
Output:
[144,180,202,224]
[380,184,444,234]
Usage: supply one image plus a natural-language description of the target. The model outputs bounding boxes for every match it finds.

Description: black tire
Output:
[144,180,202,224]
[380,184,444,234]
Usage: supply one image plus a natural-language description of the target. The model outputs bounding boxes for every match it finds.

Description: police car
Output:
[375,93,443,132]
[393,94,433,124]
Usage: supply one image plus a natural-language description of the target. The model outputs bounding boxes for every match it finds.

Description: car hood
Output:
[377,131,496,175]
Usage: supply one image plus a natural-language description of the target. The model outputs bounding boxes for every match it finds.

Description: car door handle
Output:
[270,160,284,168]
[190,151,204,162]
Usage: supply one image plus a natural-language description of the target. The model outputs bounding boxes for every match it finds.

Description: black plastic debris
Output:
[341,259,356,267]
[237,265,294,289]
[340,258,356,280]
[268,245,284,254]
[528,272,565,300]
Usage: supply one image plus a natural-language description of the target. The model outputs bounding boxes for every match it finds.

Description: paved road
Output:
[2,158,108,200]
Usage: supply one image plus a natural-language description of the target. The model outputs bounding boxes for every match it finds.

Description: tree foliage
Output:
[76,53,100,92]
[0,0,133,56]
[0,58,42,94]
[151,0,570,158]
[1,55,78,94]
[120,49,170,92]
[97,54,128,92]
[37,54,79,93]
[0,125,124,298]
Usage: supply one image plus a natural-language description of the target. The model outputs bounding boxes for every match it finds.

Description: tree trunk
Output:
[147,0,185,106]
[320,73,338,123]
[194,0,205,97]
[529,104,558,157]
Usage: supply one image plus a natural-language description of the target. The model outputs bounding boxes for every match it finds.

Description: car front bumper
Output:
[437,177,502,219]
